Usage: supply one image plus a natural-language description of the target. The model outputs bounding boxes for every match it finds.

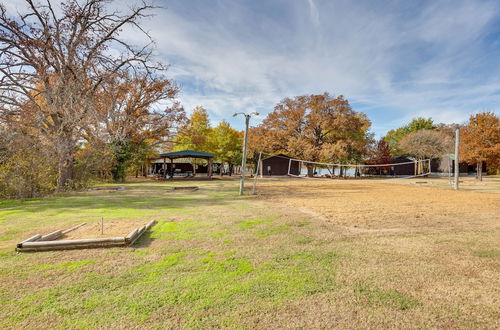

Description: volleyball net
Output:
[285,157,431,179]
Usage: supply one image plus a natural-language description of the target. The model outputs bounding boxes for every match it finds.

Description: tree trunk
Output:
[57,151,74,189]
[306,164,314,177]
[478,161,483,181]
[54,133,76,189]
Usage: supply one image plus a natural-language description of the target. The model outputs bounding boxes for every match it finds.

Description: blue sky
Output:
[7,0,500,137]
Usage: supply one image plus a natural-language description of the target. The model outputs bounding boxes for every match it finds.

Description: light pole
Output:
[454,124,460,190]
[233,112,259,195]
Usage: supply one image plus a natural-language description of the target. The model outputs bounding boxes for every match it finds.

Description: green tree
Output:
[384,117,436,156]
[174,106,212,152]
[208,121,242,174]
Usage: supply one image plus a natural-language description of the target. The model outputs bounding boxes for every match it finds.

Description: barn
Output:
[261,154,300,176]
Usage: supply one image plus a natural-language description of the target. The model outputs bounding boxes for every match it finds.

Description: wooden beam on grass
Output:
[21,237,126,248]
[39,230,63,241]
[16,241,126,252]
[126,220,157,246]
[16,234,42,248]
[61,223,86,235]
[16,237,127,252]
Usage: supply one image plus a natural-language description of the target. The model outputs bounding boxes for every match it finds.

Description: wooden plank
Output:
[39,230,63,241]
[128,220,157,246]
[16,234,42,248]
[125,227,140,242]
[21,234,42,243]
[61,223,86,235]
[17,241,126,252]
[145,220,157,230]
[22,237,126,248]
[129,226,146,246]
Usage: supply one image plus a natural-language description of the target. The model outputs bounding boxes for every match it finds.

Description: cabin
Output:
[261,154,300,176]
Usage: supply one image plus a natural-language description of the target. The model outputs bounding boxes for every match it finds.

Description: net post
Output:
[252,152,262,195]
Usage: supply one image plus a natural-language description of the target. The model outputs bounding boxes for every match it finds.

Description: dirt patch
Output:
[62,219,150,239]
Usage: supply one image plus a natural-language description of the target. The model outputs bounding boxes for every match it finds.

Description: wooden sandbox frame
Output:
[16,220,157,252]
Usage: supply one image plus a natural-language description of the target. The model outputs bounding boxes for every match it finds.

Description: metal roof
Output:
[262,153,292,161]
[159,150,214,159]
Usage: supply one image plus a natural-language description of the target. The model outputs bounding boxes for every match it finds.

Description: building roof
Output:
[159,149,214,159]
[262,153,292,161]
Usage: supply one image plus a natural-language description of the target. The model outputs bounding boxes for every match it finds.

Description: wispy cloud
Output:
[307,0,320,28]
[8,0,500,135]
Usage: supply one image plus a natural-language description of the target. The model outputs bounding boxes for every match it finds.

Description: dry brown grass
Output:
[258,178,499,231]
[253,178,500,328]
[0,178,498,328]
[63,219,148,239]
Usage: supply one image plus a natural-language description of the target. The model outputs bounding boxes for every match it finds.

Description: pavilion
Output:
[155,150,215,178]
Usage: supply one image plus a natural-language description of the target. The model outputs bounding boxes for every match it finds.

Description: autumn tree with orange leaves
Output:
[89,72,185,182]
[460,112,500,179]
[0,0,163,189]
[253,93,372,177]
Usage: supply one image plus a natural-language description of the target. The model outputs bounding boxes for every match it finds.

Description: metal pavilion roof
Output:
[159,150,214,159]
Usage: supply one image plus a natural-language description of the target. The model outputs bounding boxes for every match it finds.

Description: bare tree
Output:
[0,0,160,188]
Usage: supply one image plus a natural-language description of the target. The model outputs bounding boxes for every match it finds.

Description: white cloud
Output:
[9,0,499,136]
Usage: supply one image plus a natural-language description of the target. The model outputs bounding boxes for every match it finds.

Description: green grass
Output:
[5,248,338,327]
[237,218,273,229]
[0,179,498,328]
[353,282,420,311]
[36,260,95,272]
[0,180,341,328]
[472,249,500,258]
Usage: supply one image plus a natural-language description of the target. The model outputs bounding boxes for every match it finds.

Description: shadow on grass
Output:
[0,185,242,217]
[133,230,156,248]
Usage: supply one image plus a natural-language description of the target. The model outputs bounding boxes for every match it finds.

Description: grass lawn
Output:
[0,178,498,328]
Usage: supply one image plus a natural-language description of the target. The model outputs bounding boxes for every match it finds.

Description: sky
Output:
[6,0,500,137]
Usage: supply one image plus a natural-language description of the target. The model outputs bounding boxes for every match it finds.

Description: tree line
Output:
[1,0,499,198]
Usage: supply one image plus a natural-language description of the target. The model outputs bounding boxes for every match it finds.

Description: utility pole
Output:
[234,112,259,196]
[454,124,460,190]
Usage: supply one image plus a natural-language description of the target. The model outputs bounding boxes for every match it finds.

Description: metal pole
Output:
[454,125,460,190]
[252,151,262,195]
[239,115,250,195]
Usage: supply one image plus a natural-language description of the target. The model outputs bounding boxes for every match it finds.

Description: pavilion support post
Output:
[163,157,166,179]
[170,158,173,179]
[192,158,196,177]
